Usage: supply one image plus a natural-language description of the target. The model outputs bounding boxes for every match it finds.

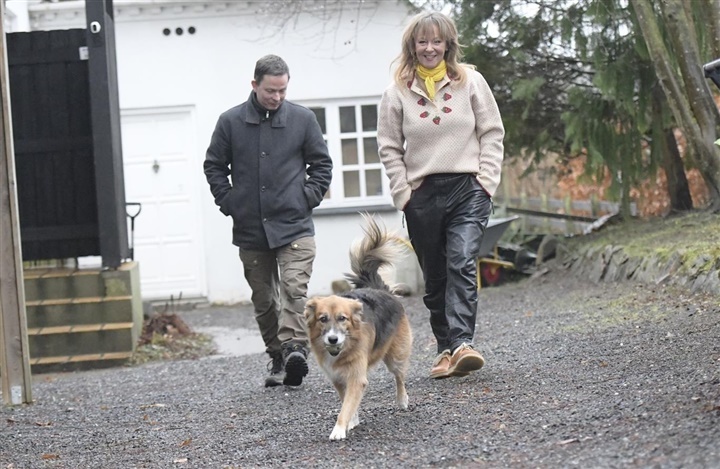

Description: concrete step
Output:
[23,262,139,302]
[28,325,135,357]
[24,268,105,301]
[26,296,135,328]
[22,262,144,373]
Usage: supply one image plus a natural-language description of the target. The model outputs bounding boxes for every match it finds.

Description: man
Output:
[204,55,332,387]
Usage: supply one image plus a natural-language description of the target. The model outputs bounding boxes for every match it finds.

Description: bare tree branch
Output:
[245,0,381,61]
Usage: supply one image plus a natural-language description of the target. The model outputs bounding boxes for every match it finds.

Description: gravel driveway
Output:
[2,263,718,468]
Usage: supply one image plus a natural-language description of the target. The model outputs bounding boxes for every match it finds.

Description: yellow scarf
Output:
[416,61,447,100]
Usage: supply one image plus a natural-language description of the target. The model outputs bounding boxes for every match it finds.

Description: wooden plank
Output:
[27,322,134,336]
[20,224,98,242]
[7,46,86,66]
[73,295,132,304]
[505,206,597,223]
[0,0,33,405]
[14,136,93,154]
[25,294,131,307]
[30,351,132,365]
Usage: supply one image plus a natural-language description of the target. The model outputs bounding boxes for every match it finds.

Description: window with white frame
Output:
[306,99,392,209]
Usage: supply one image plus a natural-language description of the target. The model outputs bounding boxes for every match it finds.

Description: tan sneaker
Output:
[448,343,484,377]
[429,350,453,379]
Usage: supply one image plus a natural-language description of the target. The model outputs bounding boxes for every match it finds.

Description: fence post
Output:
[564,195,575,234]
[0,0,33,405]
[590,193,600,218]
[541,193,550,233]
[520,191,528,233]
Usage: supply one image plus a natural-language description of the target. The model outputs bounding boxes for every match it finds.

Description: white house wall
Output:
[10,0,418,304]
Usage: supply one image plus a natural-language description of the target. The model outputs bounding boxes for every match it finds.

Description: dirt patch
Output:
[129,313,216,366]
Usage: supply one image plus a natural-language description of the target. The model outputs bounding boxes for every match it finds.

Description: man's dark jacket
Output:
[204,92,333,250]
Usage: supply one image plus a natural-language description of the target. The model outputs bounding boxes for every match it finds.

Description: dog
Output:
[304,215,413,440]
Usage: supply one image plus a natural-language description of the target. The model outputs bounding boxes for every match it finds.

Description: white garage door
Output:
[121,107,206,301]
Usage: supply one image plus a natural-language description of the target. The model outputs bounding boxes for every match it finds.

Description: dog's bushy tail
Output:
[346,213,408,291]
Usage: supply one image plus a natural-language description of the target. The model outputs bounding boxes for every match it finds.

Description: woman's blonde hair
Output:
[392,11,474,88]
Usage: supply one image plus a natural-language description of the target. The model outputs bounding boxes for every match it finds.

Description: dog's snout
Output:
[328,335,338,345]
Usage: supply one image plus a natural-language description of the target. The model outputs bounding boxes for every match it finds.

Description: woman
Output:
[377,11,504,379]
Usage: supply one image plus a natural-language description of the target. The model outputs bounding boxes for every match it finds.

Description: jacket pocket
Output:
[219,188,235,216]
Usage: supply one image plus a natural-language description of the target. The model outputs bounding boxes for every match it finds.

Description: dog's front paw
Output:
[348,412,360,430]
[398,391,409,410]
[329,424,347,440]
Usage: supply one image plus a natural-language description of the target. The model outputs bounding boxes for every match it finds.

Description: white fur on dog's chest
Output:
[319,354,343,381]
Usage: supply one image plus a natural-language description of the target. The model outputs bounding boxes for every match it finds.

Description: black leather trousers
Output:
[404,173,493,354]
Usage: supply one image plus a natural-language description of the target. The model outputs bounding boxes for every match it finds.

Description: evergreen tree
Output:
[437,0,716,215]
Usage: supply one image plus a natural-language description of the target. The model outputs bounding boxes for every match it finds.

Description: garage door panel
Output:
[162,241,198,278]
[156,159,192,197]
[124,164,157,196]
[131,202,161,241]
[122,107,205,300]
[158,201,193,238]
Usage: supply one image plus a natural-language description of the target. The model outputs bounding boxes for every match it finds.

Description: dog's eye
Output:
[338,315,347,322]
[319,315,329,323]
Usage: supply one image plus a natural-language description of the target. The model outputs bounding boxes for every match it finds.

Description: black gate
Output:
[8,29,99,261]
[7,0,129,268]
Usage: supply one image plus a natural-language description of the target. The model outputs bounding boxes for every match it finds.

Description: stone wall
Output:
[559,242,720,295]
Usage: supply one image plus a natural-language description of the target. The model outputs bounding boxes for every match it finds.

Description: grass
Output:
[565,210,720,272]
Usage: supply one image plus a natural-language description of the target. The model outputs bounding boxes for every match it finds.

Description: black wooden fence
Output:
[8,29,100,260]
[7,0,128,268]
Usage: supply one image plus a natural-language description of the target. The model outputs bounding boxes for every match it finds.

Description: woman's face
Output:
[414,25,447,69]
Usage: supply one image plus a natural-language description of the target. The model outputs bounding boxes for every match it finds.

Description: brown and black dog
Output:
[304,215,413,440]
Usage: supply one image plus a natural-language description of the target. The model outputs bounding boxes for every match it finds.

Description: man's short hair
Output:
[254,55,290,83]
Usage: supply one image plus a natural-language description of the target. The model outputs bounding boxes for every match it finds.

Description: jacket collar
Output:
[244,91,287,127]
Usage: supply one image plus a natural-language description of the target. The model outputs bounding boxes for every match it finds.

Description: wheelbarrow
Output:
[477,216,521,288]
[393,215,521,289]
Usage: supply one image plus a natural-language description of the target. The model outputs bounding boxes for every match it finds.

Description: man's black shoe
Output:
[264,353,285,387]
[282,343,308,386]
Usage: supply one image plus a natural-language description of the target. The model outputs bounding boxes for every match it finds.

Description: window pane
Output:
[363,137,379,164]
[365,169,382,196]
[339,106,356,133]
[324,187,331,199]
[341,139,358,165]
[343,171,360,197]
[361,104,377,131]
[309,107,326,134]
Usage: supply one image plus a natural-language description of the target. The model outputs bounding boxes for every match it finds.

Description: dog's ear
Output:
[349,299,364,325]
[304,297,320,321]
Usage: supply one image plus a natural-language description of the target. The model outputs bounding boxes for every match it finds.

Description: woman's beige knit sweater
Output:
[377,68,505,210]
